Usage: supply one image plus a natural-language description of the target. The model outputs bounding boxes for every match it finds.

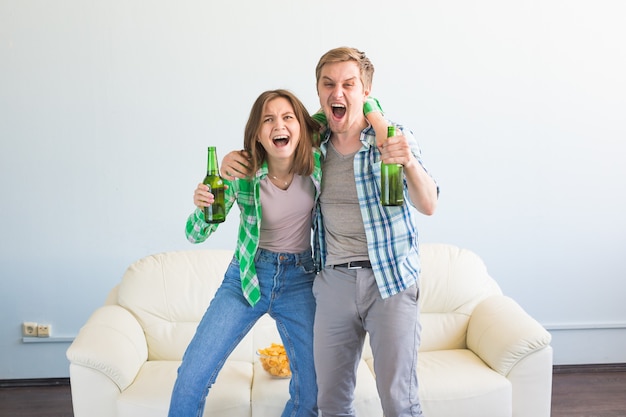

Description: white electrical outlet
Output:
[37,324,51,337]
[23,322,39,337]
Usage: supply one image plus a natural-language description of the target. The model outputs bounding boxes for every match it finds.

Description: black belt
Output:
[332,260,372,269]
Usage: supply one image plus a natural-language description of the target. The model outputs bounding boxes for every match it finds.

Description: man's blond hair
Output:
[315,47,375,91]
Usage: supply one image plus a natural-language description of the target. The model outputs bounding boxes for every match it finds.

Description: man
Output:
[312,46,438,417]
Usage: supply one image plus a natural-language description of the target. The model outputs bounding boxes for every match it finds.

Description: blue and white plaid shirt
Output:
[313,122,437,299]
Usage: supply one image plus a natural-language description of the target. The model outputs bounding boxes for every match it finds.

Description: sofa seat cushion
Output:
[117,360,253,417]
[419,350,512,417]
[251,359,383,417]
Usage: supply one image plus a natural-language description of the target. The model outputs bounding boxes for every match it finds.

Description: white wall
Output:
[1,0,625,379]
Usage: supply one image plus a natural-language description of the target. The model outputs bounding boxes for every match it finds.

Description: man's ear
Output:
[362,89,371,105]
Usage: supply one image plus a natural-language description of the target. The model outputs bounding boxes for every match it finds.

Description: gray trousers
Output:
[312,266,424,417]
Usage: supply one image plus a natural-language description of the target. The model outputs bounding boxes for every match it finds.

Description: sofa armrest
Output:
[68,364,123,417]
[466,295,551,376]
[66,305,148,391]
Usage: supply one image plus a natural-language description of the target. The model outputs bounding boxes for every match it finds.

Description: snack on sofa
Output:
[66,243,552,417]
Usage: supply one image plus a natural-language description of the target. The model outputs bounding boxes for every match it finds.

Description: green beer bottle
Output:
[380,126,404,206]
[203,146,226,223]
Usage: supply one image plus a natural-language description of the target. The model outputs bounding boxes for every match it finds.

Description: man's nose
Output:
[332,86,344,99]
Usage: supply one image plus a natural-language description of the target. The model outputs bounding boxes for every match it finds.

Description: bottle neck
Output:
[207,147,219,175]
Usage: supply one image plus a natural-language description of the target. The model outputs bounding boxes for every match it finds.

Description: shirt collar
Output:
[256,160,270,180]
[320,126,376,155]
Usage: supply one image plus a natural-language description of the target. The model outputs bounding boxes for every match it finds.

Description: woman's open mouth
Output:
[273,135,289,147]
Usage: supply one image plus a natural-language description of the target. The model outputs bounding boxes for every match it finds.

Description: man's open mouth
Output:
[332,104,346,118]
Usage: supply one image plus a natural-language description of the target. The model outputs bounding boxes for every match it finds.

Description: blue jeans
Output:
[168,248,318,417]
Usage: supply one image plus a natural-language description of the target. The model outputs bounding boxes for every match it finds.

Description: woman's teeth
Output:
[273,136,289,146]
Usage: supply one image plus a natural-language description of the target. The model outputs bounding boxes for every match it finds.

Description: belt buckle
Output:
[347,262,362,270]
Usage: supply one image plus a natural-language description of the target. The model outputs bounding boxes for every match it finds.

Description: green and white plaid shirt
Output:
[185,149,323,306]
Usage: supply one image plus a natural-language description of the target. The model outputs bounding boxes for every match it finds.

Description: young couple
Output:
[169,47,438,417]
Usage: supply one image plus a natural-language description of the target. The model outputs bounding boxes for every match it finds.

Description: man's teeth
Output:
[331,104,346,117]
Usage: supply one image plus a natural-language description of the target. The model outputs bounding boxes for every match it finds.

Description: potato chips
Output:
[257,343,291,378]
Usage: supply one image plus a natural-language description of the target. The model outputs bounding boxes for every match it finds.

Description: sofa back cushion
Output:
[418,244,502,351]
[116,244,501,360]
[117,249,238,361]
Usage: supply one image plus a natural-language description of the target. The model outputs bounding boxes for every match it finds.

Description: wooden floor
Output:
[551,364,626,417]
[1,366,625,417]
[0,379,73,417]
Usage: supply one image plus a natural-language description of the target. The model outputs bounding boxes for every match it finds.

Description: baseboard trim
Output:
[0,377,70,388]
[553,363,626,374]
[545,323,626,331]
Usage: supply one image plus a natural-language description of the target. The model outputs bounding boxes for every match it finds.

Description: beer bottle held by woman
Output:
[203,146,226,223]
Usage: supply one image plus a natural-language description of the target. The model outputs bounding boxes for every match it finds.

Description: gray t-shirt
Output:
[320,142,369,266]
[259,174,315,254]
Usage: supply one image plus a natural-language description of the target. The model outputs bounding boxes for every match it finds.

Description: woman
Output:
[169,89,321,417]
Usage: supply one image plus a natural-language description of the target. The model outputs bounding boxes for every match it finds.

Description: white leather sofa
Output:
[66,243,553,417]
